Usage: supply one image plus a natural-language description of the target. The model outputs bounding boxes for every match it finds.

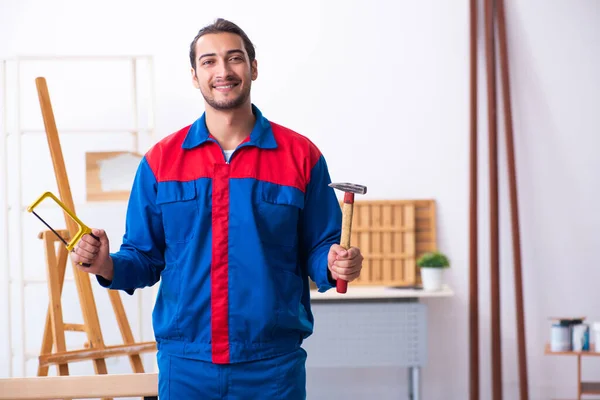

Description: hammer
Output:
[328,182,367,293]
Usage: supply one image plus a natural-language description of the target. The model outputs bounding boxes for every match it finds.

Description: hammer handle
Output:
[337,193,355,293]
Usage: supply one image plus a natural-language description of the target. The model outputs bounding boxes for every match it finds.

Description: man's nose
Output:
[215,59,232,79]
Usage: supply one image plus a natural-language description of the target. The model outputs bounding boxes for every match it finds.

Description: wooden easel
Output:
[34,77,156,398]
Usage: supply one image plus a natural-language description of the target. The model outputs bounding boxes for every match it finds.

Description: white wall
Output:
[1,0,599,399]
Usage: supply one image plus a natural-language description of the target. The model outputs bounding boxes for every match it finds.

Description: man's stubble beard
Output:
[200,74,252,111]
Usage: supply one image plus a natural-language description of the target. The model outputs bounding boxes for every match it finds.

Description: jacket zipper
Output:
[209,138,254,164]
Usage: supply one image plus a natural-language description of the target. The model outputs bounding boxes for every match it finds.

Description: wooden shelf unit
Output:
[545,343,600,399]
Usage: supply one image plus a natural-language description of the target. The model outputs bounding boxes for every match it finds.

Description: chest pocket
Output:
[156,180,199,244]
[255,181,305,248]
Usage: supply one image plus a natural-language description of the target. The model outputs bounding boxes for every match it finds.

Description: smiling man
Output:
[70,18,364,399]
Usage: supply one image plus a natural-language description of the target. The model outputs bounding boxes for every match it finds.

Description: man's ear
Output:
[251,60,258,81]
[191,67,200,89]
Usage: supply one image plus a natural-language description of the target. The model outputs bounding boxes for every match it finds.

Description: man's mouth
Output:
[213,83,239,91]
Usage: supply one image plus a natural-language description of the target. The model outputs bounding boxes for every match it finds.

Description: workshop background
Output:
[0,0,599,399]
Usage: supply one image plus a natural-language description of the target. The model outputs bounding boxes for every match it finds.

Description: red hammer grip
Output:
[336,279,348,294]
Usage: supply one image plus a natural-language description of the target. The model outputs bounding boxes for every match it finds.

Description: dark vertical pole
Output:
[496,0,528,398]
[469,0,480,398]
[484,0,502,398]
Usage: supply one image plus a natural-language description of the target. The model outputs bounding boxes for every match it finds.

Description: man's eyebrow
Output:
[226,49,245,56]
[198,52,216,60]
[198,49,245,60]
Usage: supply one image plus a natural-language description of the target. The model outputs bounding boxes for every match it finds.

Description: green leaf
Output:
[416,251,450,268]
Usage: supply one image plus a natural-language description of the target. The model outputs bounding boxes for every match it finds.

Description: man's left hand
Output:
[327,244,364,282]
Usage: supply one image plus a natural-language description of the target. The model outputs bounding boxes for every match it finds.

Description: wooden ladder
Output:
[34,77,156,399]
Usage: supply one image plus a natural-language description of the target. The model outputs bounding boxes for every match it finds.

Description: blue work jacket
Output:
[98,104,342,364]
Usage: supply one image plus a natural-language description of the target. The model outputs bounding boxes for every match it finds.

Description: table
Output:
[304,285,454,400]
[0,286,453,400]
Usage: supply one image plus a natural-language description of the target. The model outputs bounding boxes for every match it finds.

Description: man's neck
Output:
[205,102,255,151]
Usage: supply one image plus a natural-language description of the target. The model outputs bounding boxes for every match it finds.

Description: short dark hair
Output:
[189,18,256,70]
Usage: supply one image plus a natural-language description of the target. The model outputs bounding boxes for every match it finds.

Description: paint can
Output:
[572,323,590,351]
[593,322,600,352]
[550,323,571,352]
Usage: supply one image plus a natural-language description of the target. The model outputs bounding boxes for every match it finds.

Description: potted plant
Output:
[417,251,450,291]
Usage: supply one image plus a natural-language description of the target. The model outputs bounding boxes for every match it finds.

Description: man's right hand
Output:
[70,228,114,281]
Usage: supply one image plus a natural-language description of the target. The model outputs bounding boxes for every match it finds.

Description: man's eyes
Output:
[202,56,243,66]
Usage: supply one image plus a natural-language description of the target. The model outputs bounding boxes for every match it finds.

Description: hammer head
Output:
[328,182,367,195]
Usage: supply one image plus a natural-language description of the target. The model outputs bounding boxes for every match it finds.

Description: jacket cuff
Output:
[316,252,335,293]
[95,255,135,295]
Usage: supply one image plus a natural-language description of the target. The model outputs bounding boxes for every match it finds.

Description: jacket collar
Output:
[182,104,277,150]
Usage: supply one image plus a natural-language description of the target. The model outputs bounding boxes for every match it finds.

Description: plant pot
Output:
[420,267,444,291]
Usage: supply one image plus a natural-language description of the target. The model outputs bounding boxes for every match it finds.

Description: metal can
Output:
[551,323,571,352]
[572,324,590,351]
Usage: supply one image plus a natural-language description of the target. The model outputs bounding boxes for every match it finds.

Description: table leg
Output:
[408,368,413,399]
[408,367,420,400]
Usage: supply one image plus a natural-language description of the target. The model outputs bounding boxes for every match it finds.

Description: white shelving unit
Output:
[0,55,156,378]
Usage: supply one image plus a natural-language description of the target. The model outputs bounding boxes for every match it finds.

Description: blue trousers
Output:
[157,348,307,399]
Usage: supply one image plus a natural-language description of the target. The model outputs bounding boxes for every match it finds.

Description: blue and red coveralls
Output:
[97,104,342,399]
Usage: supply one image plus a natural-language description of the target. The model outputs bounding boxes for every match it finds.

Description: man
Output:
[71,18,364,399]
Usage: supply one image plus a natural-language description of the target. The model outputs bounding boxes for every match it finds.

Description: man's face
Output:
[191,32,257,111]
